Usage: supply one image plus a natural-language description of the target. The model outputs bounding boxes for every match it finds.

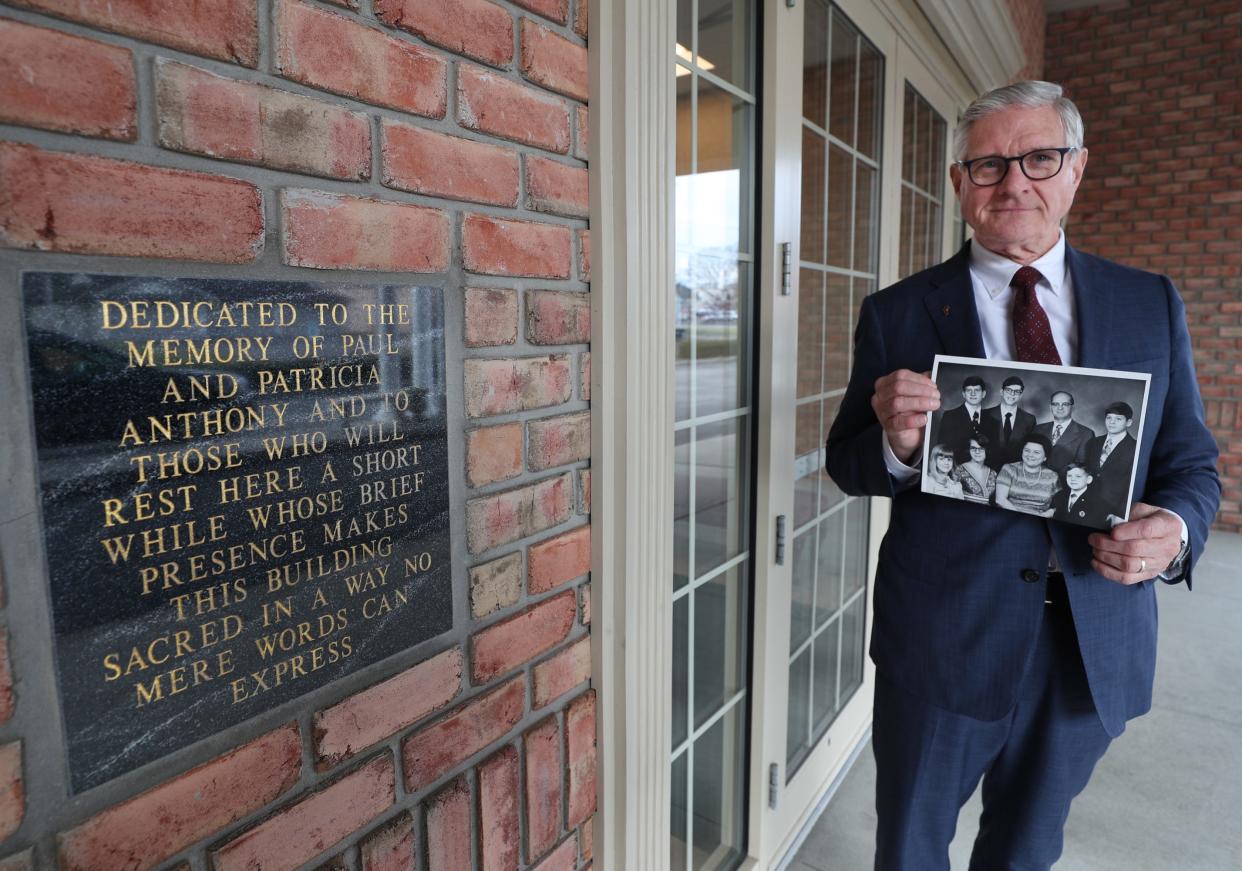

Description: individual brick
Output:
[574,0,587,39]
[478,746,521,870]
[383,121,518,207]
[0,19,136,140]
[277,0,446,117]
[359,812,416,871]
[527,524,590,592]
[579,352,591,401]
[470,552,523,618]
[58,725,301,871]
[7,0,258,65]
[520,19,588,101]
[212,754,395,871]
[578,228,591,281]
[426,777,471,871]
[471,591,576,683]
[0,142,262,263]
[463,355,572,418]
[157,61,370,180]
[376,0,513,67]
[458,63,571,153]
[282,189,449,272]
[532,635,590,707]
[578,468,592,515]
[581,815,594,861]
[526,289,590,345]
[0,743,20,842]
[524,718,562,861]
[527,412,590,472]
[526,156,589,217]
[512,0,568,24]
[575,105,589,158]
[532,835,577,871]
[313,647,463,769]
[402,677,524,790]
[580,581,591,625]
[465,472,573,553]
[0,630,12,722]
[466,422,524,487]
[464,213,573,278]
[464,287,519,347]
[566,690,597,827]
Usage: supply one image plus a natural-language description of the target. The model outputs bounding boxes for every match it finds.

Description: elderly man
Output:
[1033,389,1096,475]
[826,81,1219,870]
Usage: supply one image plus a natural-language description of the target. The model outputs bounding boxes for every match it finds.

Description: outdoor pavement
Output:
[790,530,1242,871]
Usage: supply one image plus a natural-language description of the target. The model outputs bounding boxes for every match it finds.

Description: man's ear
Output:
[1069,147,1089,187]
[950,163,963,197]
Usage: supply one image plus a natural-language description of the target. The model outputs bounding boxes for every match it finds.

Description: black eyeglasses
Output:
[956,147,1077,187]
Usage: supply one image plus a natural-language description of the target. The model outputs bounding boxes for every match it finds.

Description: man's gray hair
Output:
[953,80,1084,161]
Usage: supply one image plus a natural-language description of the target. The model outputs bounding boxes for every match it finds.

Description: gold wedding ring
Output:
[1140,558,1147,573]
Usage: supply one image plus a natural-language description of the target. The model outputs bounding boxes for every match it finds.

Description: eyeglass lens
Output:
[968,149,1067,185]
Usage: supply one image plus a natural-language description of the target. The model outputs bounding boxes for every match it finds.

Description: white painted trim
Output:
[590,0,676,868]
[915,0,1026,91]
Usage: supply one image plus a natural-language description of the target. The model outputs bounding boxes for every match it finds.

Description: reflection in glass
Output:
[695,262,750,417]
[812,618,841,732]
[826,144,852,268]
[695,80,752,254]
[673,596,690,748]
[827,13,857,145]
[803,0,829,128]
[694,566,747,729]
[692,707,747,868]
[843,500,870,599]
[796,270,825,399]
[698,0,752,91]
[899,83,948,279]
[790,531,816,653]
[801,130,826,265]
[856,40,882,159]
[815,510,845,627]
[671,750,689,871]
[694,418,749,576]
[786,649,811,772]
[823,273,851,391]
[675,429,692,589]
[794,402,821,528]
[840,595,866,702]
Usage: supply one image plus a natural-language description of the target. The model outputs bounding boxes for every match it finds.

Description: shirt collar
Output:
[970,231,1068,300]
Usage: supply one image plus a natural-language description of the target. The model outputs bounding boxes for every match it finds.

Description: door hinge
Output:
[775,514,787,565]
[780,242,792,295]
[769,762,780,809]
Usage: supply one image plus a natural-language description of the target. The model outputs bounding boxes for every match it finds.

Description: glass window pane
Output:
[694,418,749,576]
[842,498,870,599]
[692,706,747,868]
[824,273,851,391]
[673,595,690,748]
[675,429,691,589]
[698,0,753,91]
[827,13,857,146]
[671,749,689,871]
[794,402,821,528]
[694,564,748,729]
[695,81,752,256]
[902,84,916,182]
[819,398,845,513]
[796,270,825,399]
[815,510,845,627]
[856,40,882,159]
[695,261,750,417]
[790,529,816,653]
[840,594,866,702]
[812,618,841,734]
[826,144,852,268]
[854,163,878,271]
[803,0,829,127]
[786,648,811,771]
[801,130,827,265]
[676,69,693,176]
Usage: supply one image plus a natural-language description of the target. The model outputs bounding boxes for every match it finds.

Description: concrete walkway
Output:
[791,531,1242,870]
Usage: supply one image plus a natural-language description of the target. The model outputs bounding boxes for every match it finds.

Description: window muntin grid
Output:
[899,83,948,279]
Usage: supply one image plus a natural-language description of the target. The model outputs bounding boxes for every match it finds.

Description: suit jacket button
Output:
[1021,569,1041,583]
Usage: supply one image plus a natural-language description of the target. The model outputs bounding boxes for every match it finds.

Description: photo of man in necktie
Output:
[932,374,992,462]
[1033,390,1096,476]
[983,375,1036,468]
[1085,401,1139,522]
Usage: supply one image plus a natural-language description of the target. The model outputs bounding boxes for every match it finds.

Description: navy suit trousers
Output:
[872,592,1112,871]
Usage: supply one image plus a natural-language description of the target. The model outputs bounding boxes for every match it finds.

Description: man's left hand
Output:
[1088,503,1182,585]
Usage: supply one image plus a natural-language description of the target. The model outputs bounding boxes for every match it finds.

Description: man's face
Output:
[1050,394,1073,422]
[950,106,1088,257]
[1065,467,1091,491]
[1001,385,1023,406]
[1104,413,1131,435]
[962,384,986,405]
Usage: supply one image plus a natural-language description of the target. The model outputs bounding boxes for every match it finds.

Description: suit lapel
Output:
[1068,245,1113,367]
[924,243,986,358]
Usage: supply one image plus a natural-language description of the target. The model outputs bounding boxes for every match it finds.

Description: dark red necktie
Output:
[1011,266,1062,365]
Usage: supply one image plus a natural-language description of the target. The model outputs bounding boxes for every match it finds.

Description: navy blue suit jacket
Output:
[825,242,1220,737]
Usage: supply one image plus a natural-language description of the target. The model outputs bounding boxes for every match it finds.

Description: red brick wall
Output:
[1006,0,1046,81]
[0,0,594,867]
[1045,0,1242,531]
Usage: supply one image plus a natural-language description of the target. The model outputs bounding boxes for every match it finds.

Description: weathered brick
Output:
[578,468,591,515]
[580,581,591,624]
[458,64,571,153]
[402,677,525,790]
[314,856,349,871]
[574,0,588,38]
[157,61,370,180]
[526,156,589,217]
[533,635,591,707]
[464,287,519,347]
[472,591,576,682]
[581,815,594,860]
[527,411,590,472]
[478,746,521,870]
[213,754,395,871]
[566,690,597,827]
[0,850,32,871]
[466,472,573,553]
[578,228,592,281]
[575,105,589,158]
[0,630,12,722]
[277,0,446,117]
[359,812,416,871]
[8,0,258,65]
[0,142,262,263]
[0,743,20,843]
[282,189,449,271]
[464,214,573,278]
[520,19,588,101]
[464,355,572,418]
[524,718,562,861]
[512,0,568,24]
[0,19,135,140]
[383,121,518,206]
[314,647,463,769]
[533,835,578,871]
[467,422,524,487]
[426,777,471,871]
[527,289,590,345]
[528,524,590,592]
[470,552,523,618]
[579,352,592,400]
[376,0,513,67]
[59,725,301,871]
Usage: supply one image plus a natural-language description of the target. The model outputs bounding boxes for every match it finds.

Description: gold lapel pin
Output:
[943,304,951,316]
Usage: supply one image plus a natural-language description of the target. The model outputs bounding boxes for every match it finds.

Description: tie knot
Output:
[1011,266,1044,294]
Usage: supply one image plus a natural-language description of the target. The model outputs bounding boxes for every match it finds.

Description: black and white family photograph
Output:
[922,355,1151,531]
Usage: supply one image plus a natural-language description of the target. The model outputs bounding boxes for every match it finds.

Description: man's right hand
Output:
[871,370,940,464]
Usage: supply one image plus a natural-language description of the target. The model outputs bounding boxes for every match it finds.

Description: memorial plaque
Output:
[21,272,452,792]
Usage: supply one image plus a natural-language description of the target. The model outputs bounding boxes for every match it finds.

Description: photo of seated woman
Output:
[994,433,1059,518]
[952,433,998,505]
